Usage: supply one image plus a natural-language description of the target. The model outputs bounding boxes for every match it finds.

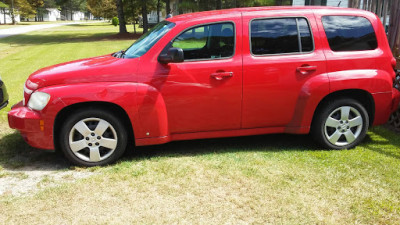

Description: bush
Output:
[112,17,119,26]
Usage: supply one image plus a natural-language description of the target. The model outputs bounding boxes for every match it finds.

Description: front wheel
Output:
[59,109,128,166]
[311,99,369,149]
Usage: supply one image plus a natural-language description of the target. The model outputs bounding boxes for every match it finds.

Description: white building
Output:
[43,8,61,21]
[292,0,349,7]
[25,8,61,22]
[148,11,164,25]
[65,11,85,21]
[0,10,21,24]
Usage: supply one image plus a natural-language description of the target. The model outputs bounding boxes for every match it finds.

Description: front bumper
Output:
[8,101,54,150]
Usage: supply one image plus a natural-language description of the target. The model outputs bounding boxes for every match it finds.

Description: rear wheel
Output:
[59,109,128,166]
[311,98,369,149]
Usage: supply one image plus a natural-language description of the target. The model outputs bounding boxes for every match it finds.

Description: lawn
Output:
[1,23,400,224]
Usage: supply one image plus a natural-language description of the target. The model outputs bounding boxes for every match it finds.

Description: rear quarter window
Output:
[321,16,378,51]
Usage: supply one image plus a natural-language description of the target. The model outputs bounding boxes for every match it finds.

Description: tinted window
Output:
[322,16,378,51]
[172,23,234,60]
[251,18,313,55]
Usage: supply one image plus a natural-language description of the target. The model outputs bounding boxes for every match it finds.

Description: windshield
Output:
[123,21,175,59]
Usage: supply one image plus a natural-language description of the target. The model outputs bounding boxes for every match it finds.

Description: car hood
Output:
[28,55,140,89]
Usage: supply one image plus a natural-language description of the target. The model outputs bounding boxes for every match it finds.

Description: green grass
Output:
[1,23,400,224]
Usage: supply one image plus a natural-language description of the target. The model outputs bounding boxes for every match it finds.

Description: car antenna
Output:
[337,1,341,7]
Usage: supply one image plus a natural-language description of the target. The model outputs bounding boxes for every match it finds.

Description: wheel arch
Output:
[312,89,375,127]
[53,101,135,152]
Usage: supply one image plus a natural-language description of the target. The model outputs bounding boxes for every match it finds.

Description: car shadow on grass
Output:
[1,131,323,170]
[0,131,70,171]
[1,126,399,171]
[126,133,324,161]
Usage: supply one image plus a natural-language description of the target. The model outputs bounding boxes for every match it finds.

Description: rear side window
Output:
[250,17,313,55]
[172,22,235,61]
[322,16,378,51]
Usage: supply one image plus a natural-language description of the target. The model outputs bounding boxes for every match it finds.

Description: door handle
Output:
[211,72,233,80]
[297,65,317,75]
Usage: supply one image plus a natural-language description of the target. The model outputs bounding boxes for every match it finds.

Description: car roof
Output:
[167,6,370,23]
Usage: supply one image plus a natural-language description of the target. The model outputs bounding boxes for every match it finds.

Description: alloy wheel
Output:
[324,106,363,146]
[68,118,118,162]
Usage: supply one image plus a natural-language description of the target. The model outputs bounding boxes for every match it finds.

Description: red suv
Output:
[8,7,400,166]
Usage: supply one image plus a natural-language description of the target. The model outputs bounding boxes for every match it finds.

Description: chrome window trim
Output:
[249,16,315,57]
[167,21,237,62]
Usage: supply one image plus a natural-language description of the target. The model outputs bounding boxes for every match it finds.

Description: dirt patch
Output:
[0,166,94,196]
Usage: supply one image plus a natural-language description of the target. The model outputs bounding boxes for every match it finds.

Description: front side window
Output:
[322,16,378,51]
[124,21,175,58]
[172,22,235,61]
[251,17,314,55]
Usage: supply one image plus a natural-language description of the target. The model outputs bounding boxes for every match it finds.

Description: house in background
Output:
[43,8,61,21]
[25,8,61,22]
[147,0,190,25]
[61,11,92,21]
[148,11,164,25]
[292,0,348,7]
[0,10,21,24]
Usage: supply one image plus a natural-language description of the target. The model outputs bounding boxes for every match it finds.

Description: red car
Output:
[8,7,400,166]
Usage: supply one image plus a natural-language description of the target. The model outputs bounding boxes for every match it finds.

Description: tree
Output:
[15,0,36,19]
[164,0,170,14]
[56,0,87,20]
[29,0,44,21]
[87,0,116,19]
[0,1,9,24]
[141,0,148,33]
[116,0,127,33]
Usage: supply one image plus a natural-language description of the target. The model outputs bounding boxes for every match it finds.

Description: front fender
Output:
[39,82,140,138]
[135,84,169,140]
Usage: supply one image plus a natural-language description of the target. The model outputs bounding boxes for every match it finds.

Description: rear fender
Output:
[285,73,330,133]
[329,69,393,125]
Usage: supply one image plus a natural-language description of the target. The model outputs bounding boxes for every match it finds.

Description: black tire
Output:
[311,98,369,149]
[59,108,128,167]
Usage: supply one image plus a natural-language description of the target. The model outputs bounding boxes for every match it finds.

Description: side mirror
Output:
[158,48,184,64]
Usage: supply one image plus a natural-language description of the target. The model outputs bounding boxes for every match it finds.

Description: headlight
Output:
[27,92,50,111]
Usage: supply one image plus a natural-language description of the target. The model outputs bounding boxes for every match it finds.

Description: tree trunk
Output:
[116,0,127,33]
[3,8,6,24]
[216,0,222,9]
[157,0,160,23]
[130,0,137,34]
[166,0,171,14]
[178,0,183,14]
[142,0,148,33]
[11,0,16,25]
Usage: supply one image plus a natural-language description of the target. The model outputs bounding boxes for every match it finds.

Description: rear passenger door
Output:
[242,11,328,129]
